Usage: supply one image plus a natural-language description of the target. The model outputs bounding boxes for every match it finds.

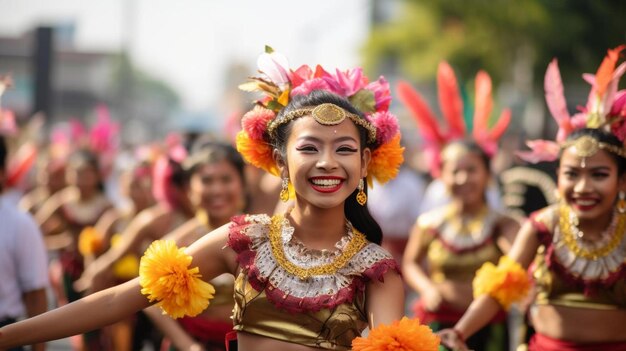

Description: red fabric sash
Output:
[178,316,233,344]
[529,333,626,351]
[413,299,506,325]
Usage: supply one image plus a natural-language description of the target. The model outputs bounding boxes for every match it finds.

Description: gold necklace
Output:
[559,205,626,260]
[268,214,367,280]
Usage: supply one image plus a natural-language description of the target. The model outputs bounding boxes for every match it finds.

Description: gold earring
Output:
[280,178,290,203]
[356,179,367,206]
[618,191,626,214]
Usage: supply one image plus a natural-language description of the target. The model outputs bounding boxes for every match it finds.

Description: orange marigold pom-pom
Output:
[473,256,530,310]
[139,240,215,319]
[352,317,440,351]
[235,130,279,176]
[78,227,104,256]
[368,133,404,185]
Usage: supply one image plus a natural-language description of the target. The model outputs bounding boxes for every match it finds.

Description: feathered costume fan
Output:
[397,61,511,177]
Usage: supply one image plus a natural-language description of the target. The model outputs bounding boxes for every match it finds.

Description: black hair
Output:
[563,128,626,175]
[271,90,383,245]
[441,139,491,172]
[0,135,6,171]
[0,135,6,192]
[183,141,245,186]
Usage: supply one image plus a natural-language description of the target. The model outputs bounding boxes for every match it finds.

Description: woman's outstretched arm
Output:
[0,279,148,349]
[0,223,236,350]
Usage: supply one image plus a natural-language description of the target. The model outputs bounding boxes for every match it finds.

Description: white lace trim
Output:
[553,225,626,280]
[242,214,394,299]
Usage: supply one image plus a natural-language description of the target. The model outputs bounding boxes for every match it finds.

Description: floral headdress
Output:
[236,46,404,186]
[397,61,511,177]
[518,45,626,163]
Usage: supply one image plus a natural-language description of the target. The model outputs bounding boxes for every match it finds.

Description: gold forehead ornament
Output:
[562,135,626,168]
[266,103,377,143]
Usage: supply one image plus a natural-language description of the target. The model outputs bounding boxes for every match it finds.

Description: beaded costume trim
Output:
[228,214,399,313]
[530,206,626,293]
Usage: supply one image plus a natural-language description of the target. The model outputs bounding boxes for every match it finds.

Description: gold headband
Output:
[266,103,377,144]
[562,135,626,159]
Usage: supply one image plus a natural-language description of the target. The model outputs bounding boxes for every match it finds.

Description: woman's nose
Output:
[316,151,338,170]
[573,176,591,192]
[454,171,468,185]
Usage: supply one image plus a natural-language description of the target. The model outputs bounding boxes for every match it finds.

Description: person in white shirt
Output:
[0,135,49,351]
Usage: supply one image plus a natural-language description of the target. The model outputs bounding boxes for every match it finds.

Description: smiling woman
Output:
[0,47,431,351]
[440,46,626,351]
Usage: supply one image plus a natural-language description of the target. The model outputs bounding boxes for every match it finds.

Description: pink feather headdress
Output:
[517,45,626,163]
[397,61,511,177]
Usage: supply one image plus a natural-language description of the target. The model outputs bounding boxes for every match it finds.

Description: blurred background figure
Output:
[398,63,520,351]
[1,97,48,351]
[146,141,246,351]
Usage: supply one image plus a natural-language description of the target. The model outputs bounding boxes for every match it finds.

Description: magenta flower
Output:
[368,111,399,144]
[366,76,392,112]
[291,78,332,96]
[334,68,367,97]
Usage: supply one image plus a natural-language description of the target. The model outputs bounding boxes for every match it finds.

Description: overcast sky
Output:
[0,0,372,111]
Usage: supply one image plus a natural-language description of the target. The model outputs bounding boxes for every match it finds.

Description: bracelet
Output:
[453,328,465,342]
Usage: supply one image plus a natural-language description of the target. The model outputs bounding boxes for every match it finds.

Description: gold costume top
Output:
[417,204,503,284]
[529,206,626,310]
[227,214,400,350]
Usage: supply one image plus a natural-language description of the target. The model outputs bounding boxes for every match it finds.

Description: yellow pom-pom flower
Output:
[139,240,215,319]
[78,227,104,256]
[473,256,530,310]
[352,317,440,351]
[110,234,139,279]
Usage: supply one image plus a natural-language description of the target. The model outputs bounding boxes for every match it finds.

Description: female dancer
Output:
[398,62,519,351]
[34,149,113,350]
[145,142,246,351]
[0,50,405,351]
[441,47,626,351]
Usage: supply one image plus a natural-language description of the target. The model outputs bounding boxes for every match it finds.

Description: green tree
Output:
[364,0,626,86]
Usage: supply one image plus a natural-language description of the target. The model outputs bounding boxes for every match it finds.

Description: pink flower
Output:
[241,106,275,140]
[334,68,368,97]
[365,76,391,112]
[89,105,119,154]
[257,50,291,88]
[368,111,399,144]
[610,90,626,117]
[290,65,315,89]
[69,118,87,143]
[291,78,332,96]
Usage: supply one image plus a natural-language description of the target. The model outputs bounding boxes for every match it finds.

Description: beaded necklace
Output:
[558,205,626,260]
[268,214,367,280]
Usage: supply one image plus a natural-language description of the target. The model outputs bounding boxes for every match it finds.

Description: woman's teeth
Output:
[311,179,341,187]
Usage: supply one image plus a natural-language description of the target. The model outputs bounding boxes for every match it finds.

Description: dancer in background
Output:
[441,46,626,351]
[398,62,519,351]
[145,142,245,351]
